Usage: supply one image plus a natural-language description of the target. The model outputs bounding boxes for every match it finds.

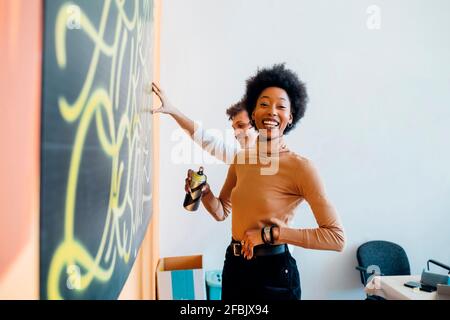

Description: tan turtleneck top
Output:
[202,147,345,252]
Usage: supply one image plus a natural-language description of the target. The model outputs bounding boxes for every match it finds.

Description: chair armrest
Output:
[355,266,367,273]
[355,266,384,276]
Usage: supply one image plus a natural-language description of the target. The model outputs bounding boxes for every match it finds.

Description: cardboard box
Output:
[156,255,206,300]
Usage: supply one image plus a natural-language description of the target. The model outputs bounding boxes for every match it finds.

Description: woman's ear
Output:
[289,113,293,124]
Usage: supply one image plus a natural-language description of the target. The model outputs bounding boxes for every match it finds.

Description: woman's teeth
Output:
[262,120,279,128]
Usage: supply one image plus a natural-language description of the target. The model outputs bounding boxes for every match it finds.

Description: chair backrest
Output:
[356,240,411,285]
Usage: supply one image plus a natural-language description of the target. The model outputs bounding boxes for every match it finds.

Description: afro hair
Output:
[243,63,308,134]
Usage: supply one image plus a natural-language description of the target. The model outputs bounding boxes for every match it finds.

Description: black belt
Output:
[229,239,287,257]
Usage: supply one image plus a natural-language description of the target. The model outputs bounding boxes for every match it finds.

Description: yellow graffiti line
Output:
[95,108,116,156]
[116,160,128,213]
[114,32,128,109]
[63,88,112,241]
[48,240,117,300]
[50,88,121,298]
[108,14,122,100]
[56,0,114,122]
[113,135,135,260]
[125,38,136,118]
[105,161,124,263]
[127,131,140,234]
[114,30,128,111]
[116,0,138,31]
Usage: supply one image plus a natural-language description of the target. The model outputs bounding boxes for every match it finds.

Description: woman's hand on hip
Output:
[241,228,264,260]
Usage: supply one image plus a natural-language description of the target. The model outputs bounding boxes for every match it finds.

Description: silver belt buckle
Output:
[232,243,241,256]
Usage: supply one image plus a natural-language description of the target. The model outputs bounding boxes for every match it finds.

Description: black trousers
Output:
[221,245,301,300]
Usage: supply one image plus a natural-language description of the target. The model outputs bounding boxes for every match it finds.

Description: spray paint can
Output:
[183,166,207,212]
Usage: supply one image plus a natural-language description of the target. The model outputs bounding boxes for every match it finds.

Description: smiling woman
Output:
[200,63,346,300]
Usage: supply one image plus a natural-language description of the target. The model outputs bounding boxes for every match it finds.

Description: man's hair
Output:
[226,101,246,120]
[243,63,308,134]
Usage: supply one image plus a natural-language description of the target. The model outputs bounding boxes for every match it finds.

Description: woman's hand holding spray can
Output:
[183,166,208,212]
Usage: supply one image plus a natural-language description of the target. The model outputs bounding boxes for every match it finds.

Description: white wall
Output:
[158,0,450,299]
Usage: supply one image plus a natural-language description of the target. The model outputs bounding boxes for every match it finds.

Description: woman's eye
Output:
[260,103,268,107]
[278,105,286,109]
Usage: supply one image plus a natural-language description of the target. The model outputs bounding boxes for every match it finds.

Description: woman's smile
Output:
[261,117,280,129]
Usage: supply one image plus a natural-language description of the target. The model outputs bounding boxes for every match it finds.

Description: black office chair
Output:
[355,240,411,300]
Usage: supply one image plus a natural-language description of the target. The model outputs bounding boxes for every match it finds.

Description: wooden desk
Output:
[365,275,450,300]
